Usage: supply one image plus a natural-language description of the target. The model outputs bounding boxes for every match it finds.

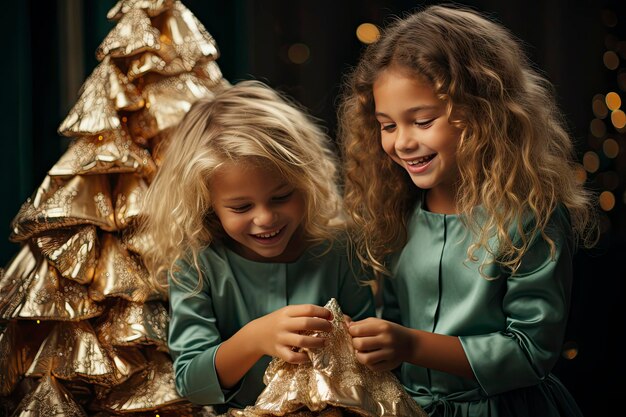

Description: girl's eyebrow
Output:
[375,105,439,118]
[221,183,291,203]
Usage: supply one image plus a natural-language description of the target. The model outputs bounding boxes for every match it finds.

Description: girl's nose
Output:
[394,127,416,154]
[253,207,277,227]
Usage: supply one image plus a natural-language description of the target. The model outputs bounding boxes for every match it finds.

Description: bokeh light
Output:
[582,151,600,173]
[590,118,607,138]
[561,341,579,360]
[593,95,609,118]
[356,23,380,44]
[287,43,310,64]
[603,50,620,70]
[599,190,616,211]
[602,138,619,158]
[605,91,621,110]
[574,164,587,184]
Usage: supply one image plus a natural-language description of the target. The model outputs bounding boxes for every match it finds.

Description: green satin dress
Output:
[167,240,376,413]
[383,200,584,417]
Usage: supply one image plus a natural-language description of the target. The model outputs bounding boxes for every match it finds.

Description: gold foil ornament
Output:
[89,232,160,303]
[91,349,187,413]
[127,51,188,80]
[0,321,45,396]
[96,9,161,61]
[113,173,149,230]
[12,259,103,321]
[127,72,224,141]
[35,226,98,285]
[95,298,168,350]
[26,321,118,386]
[0,245,39,319]
[10,374,88,417]
[58,57,144,137]
[227,299,427,417]
[105,345,149,384]
[107,0,174,21]
[49,131,156,178]
[10,175,116,242]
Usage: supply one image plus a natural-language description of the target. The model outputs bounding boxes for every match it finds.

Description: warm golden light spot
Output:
[611,109,626,128]
[582,151,600,173]
[599,191,615,211]
[603,51,620,70]
[573,164,587,184]
[146,102,151,109]
[603,138,619,158]
[590,118,606,138]
[605,91,621,110]
[98,135,103,141]
[593,96,608,118]
[122,116,128,123]
[36,320,40,324]
[287,43,310,64]
[561,341,578,360]
[356,23,380,44]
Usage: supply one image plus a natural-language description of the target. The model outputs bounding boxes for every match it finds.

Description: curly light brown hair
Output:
[338,4,597,278]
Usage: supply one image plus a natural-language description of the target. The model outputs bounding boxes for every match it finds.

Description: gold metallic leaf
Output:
[10,175,116,242]
[49,131,156,178]
[10,374,87,417]
[96,9,161,61]
[107,0,174,21]
[13,260,103,321]
[89,233,160,302]
[229,299,427,417]
[58,57,144,137]
[127,72,223,141]
[194,59,227,87]
[91,349,186,413]
[26,321,117,386]
[36,226,98,285]
[95,299,168,350]
[113,173,149,230]
[126,51,188,80]
[151,1,219,70]
[0,245,39,319]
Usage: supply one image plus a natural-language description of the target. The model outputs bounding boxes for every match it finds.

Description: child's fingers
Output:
[347,317,383,337]
[286,316,333,333]
[287,304,333,320]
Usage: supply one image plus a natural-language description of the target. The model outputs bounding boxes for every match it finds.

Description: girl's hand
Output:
[251,304,333,364]
[348,317,413,372]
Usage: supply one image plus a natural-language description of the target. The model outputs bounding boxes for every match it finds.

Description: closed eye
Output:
[415,118,435,128]
[227,204,251,213]
[272,190,294,202]
[380,122,396,132]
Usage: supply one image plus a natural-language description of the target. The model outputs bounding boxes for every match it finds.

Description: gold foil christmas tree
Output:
[0,1,228,415]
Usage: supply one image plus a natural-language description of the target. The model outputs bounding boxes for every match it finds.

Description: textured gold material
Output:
[127,51,187,80]
[105,345,149,384]
[107,0,174,20]
[10,175,116,242]
[13,259,103,321]
[58,57,144,137]
[96,9,161,61]
[10,374,87,417]
[26,321,118,386]
[0,245,39,319]
[95,298,168,350]
[113,173,149,230]
[49,132,156,178]
[127,72,224,141]
[227,299,427,417]
[89,232,160,302]
[91,349,187,413]
[36,226,98,285]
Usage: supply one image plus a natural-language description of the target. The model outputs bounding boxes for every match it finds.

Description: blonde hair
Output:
[338,4,597,278]
[141,80,343,289]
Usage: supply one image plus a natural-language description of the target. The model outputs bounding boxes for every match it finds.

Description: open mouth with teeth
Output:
[251,226,284,240]
[407,153,436,167]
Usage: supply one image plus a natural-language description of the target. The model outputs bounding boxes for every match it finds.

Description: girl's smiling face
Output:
[210,162,306,262]
[374,66,462,212]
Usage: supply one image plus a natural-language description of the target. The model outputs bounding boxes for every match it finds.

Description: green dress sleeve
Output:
[460,207,575,395]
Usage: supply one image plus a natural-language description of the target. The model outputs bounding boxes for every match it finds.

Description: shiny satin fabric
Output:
[9,374,87,417]
[113,173,150,229]
[226,299,427,417]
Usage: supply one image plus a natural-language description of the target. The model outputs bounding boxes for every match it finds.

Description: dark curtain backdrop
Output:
[2,1,624,416]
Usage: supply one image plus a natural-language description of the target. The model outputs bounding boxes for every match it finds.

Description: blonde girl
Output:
[141,80,374,412]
